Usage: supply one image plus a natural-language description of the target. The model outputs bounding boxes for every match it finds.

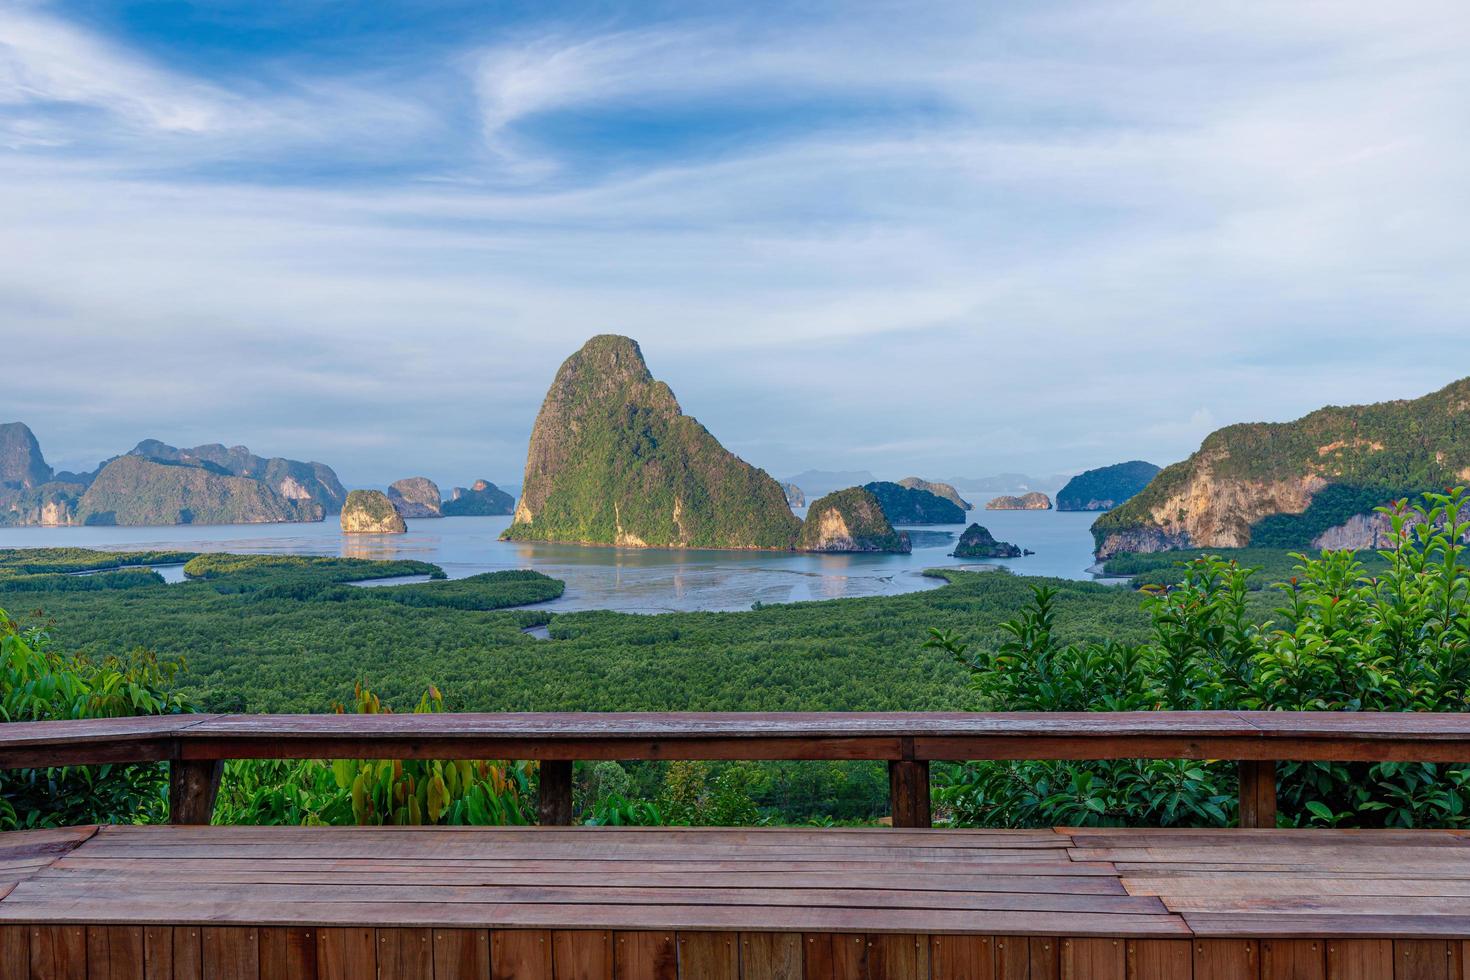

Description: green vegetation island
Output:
[952,523,1022,558]
[1093,375,1470,557]
[800,487,910,553]
[503,335,802,550]
[863,481,966,525]
[1055,460,1160,512]
[897,477,971,510]
[341,489,407,533]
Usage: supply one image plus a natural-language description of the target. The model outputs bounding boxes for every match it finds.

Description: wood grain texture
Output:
[1,925,28,980]
[552,930,612,980]
[995,937,1031,980]
[199,928,257,980]
[676,933,736,980]
[1395,940,1452,980]
[171,928,202,980]
[32,925,86,980]
[616,931,677,980]
[433,929,489,980]
[1325,939,1390,980]
[739,933,800,980]
[491,930,551,980]
[1262,939,1324,980]
[258,927,316,980]
[316,927,373,980]
[930,935,993,980]
[1061,937,1124,980]
[1126,939,1192,980]
[378,927,434,980]
[87,926,143,980]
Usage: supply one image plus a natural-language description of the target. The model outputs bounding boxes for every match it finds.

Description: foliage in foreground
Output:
[0,607,190,829]
[214,683,534,827]
[929,489,1470,829]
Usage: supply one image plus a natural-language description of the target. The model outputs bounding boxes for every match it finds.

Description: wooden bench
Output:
[4,712,1470,978]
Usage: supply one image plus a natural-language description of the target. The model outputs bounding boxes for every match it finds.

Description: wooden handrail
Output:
[5,711,1470,828]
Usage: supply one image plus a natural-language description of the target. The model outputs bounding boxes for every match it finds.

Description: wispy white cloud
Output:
[1,0,1468,484]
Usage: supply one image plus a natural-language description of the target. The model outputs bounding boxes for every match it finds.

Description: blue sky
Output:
[3,0,1468,489]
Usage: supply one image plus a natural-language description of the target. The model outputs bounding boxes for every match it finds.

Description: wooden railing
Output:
[4,711,1470,828]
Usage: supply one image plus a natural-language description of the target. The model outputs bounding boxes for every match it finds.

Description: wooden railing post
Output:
[169,759,223,825]
[538,759,574,826]
[1238,760,1277,828]
[888,759,931,828]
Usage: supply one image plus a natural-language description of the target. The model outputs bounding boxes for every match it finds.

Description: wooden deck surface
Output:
[2,825,1470,977]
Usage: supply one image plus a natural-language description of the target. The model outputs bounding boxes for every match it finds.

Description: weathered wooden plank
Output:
[1029,937,1061,980]
[1,925,28,980]
[930,935,993,980]
[739,933,801,979]
[87,926,143,980]
[1324,939,1391,980]
[200,928,257,980]
[1261,940,1324,980]
[378,927,434,980]
[316,927,374,980]
[171,928,202,980]
[258,927,315,980]
[433,929,489,980]
[550,930,611,980]
[141,926,171,980]
[490,930,551,980]
[1125,939,1191,980]
[804,934,867,980]
[168,761,222,826]
[1194,939,1258,980]
[887,761,931,829]
[1060,937,1123,980]
[31,925,86,980]
[1238,761,1277,830]
[674,933,736,980]
[866,934,928,980]
[994,937,1032,980]
[1394,940,1452,980]
[615,931,676,980]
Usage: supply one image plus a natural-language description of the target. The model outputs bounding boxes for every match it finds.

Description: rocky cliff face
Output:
[799,487,910,553]
[128,441,347,513]
[986,492,1052,511]
[1092,376,1470,558]
[388,477,442,518]
[864,481,966,524]
[1056,461,1160,512]
[781,483,806,508]
[74,456,320,526]
[503,335,801,549]
[952,523,1022,558]
[341,489,407,534]
[0,422,54,489]
[897,477,971,510]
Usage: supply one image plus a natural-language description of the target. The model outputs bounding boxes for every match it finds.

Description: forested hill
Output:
[1093,377,1470,557]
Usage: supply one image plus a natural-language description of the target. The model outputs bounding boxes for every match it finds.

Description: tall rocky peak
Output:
[1093,376,1470,558]
[504,335,801,549]
[0,422,54,489]
[443,479,515,516]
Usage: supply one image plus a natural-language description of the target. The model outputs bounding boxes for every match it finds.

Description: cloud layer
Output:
[3,0,1467,486]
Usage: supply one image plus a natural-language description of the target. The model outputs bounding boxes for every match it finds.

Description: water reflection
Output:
[1,510,1110,614]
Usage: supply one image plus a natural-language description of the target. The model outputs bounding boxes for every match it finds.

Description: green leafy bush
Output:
[213,682,534,827]
[930,488,1470,828]
[0,608,191,829]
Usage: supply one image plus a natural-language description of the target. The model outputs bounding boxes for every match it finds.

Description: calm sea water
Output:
[0,510,1111,614]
